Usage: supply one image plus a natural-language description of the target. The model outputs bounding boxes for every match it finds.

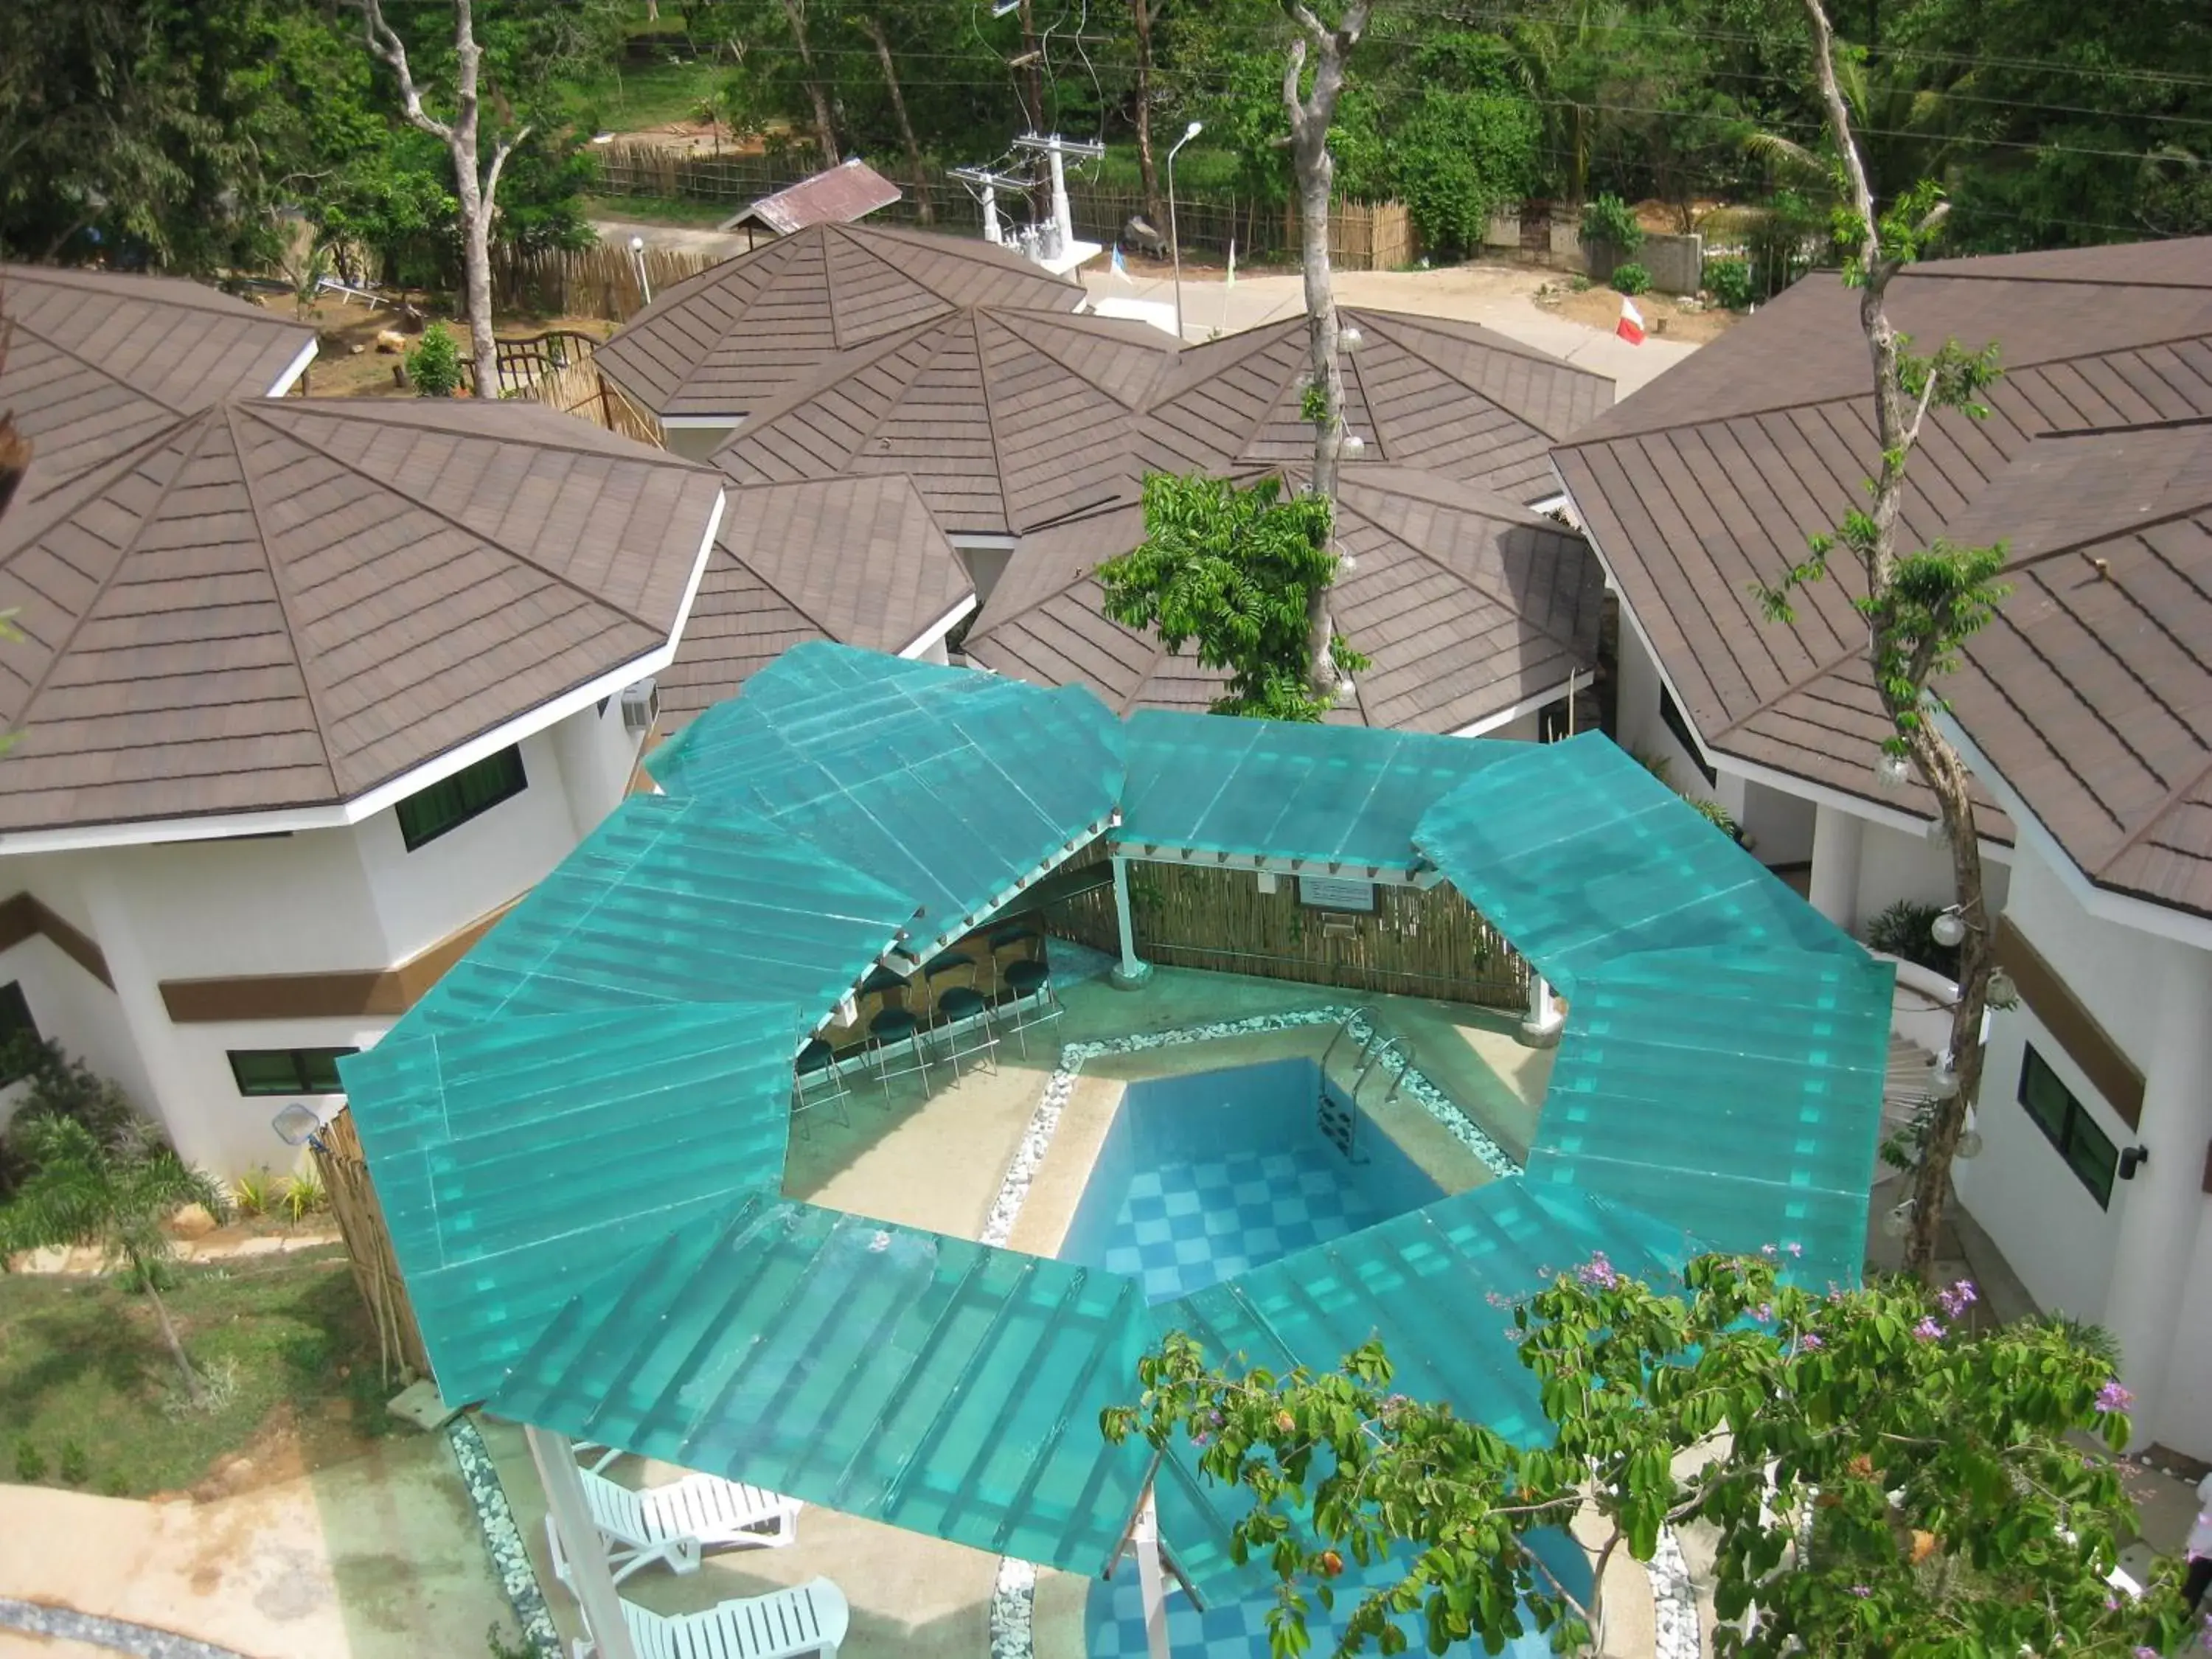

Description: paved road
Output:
[592,217,1697,402]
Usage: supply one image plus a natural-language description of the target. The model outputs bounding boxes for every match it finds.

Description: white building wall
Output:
[0,934,151,1135]
[548,698,642,833]
[161,1014,393,1183]
[1611,616,1709,787]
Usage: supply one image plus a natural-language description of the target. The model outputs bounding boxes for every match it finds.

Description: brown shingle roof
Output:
[1140,308,1613,500]
[1553,242,2212,864]
[722,159,902,236]
[594,225,1082,422]
[714,307,1178,537]
[0,263,316,509]
[659,476,973,728]
[965,465,1603,732]
[0,398,721,835]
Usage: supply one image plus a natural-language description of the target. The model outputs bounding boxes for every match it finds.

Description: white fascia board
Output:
[666,487,726,649]
[1449,672,1591,739]
[1936,711,2212,953]
[660,414,742,430]
[1525,490,1576,523]
[0,493,726,859]
[949,532,1020,552]
[268,336,319,397]
[900,593,978,659]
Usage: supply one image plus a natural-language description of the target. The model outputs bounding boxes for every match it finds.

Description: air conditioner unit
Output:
[619,678,659,736]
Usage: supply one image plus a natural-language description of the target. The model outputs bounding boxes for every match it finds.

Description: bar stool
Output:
[791,1037,850,1137]
[927,969,998,1080]
[865,1006,931,1102]
[984,922,1040,998]
[998,958,1062,1058]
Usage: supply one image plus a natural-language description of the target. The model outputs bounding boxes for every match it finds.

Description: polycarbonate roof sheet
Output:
[338,1004,800,1402]
[1414,734,1859,997]
[649,643,1124,946]
[1148,1183,1695,1602]
[1117,712,1512,872]
[1527,945,1892,1283]
[492,1196,1157,1573]
[403,790,915,1047]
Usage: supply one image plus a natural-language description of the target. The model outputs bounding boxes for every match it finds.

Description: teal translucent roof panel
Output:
[1149,1183,1694,1602]
[1415,735,1859,997]
[1119,712,1513,872]
[649,644,1124,944]
[338,1004,799,1402]
[404,791,915,1046]
[493,1197,1157,1574]
[1528,946,1893,1284]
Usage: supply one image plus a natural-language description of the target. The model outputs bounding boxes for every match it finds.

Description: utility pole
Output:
[1013,133,1104,263]
[950,164,1031,246]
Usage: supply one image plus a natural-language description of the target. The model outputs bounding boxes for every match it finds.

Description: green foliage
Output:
[57,1439,91,1486]
[1865,897,1962,980]
[1098,473,1367,723]
[280,1169,328,1225]
[1394,89,1540,256]
[1579,192,1644,253]
[0,1039,142,1198]
[13,1438,44,1482]
[1683,793,1739,841]
[1107,1252,2194,1659]
[486,1621,535,1659]
[406,324,464,397]
[1609,260,1651,295]
[230,1166,274,1220]
[1705,254,1753,309]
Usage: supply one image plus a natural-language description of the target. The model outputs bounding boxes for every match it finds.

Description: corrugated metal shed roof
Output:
[721,159,903,235]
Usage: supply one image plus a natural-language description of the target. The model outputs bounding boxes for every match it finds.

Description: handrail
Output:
[1357,1035,1415,1106]
[1319,1006,1380,1082]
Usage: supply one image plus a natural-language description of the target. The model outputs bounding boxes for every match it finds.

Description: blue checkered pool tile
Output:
[1096,1148,1378,1304]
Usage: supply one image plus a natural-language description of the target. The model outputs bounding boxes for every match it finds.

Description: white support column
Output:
[2101,943,2212,1451]
[1045,143,1073,259]
[1109,855,1152,989]
[1131,1484,1172,1659]
[1808,802,1866,932]
[526,1425,639,1659]
[978,181,1003,244]
[1520,971,1565,1048]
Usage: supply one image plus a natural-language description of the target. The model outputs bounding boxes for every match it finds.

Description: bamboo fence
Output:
[490,241,720,322]
[310,1108,430,1386]
[1050,860,1528,1008]
[509,349,668,448]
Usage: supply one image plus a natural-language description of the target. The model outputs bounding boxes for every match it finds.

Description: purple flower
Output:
[1934,1279,1979,1321]
[2104,1596,2118,1612]
[1577,1252,1618,1290]
[1912,1317,1944,1342]
[1849,1585,1871,1599]
[1798,1332,1825,1351]
[1755,1303,1774,1323]
[2133,1647,2158,1658]
[2096,1379,2135,1414]
[1760,1243,1778,1259]
[1785,1242,1804,1258]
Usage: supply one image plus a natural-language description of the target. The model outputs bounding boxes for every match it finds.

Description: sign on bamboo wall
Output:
[1051,860,1528,1009]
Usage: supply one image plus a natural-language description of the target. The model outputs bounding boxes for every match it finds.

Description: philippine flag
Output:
[1616,296,1646,345]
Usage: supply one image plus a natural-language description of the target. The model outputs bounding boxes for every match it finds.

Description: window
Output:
[0,981,40,1085]
[1659,687,1717,787]
[394,746,526,850]
[229,1047,358,1097]
[2018,1046,2119,1208]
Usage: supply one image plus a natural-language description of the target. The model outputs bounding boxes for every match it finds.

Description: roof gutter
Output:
[1449,672,1593,739]
[900,594,978,661]
[268,335,320,398]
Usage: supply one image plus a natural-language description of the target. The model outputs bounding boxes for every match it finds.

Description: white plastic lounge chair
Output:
[571,1576,849,1659]
[547,1465,802,1585]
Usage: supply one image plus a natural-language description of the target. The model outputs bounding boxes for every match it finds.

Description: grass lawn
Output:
[564,55,726,135]
[580,192,734,227]
[1,1247,399,1499]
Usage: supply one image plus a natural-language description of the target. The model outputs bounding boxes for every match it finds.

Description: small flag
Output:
[1616,296,1646,345]
[1225,240,1237,290]
[1110,244,1131,283]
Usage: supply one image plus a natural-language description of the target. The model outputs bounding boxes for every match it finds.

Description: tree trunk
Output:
[1132,0,1163,225]
[1801,0,1993,1283]
[1282,4,1368,703]
[1017,0,1045,134]
[453,164,498,381]
[863,19,932,224]
[776,0,841,168]
[140,1266,204,1405]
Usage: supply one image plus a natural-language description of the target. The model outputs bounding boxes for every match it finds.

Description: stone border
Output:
[447,1414,563,1659]
[984,1006,1524,1658]
[1647,1525,1700,1659]
[0,1599,246,1659]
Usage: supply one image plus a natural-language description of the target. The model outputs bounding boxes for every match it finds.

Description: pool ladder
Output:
[1318,1012,1416,1164]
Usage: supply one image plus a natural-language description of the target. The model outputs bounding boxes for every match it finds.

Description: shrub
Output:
[1610,262,1652,296]
[281,1169,328,1224]
[15,1439,46,1482]
[1705,254,1753,310]
[406,323,464,397]
[1684,794,1742,842]
[58,1440,91,1485]
[1865,897,1961,981]
[0,1041,143,1197]
[1579,192,1644,254]
[232,1166,274,1218]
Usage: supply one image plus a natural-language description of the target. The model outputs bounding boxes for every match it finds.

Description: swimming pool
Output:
[1057,1057,1447,1304]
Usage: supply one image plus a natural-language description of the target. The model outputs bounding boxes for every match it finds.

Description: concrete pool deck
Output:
[485,956,1561,1659]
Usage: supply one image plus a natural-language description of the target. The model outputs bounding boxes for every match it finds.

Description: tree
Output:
[1105,1251,2195,1658]
[1281,1,1368,705]
[1,1116,227,1405]
[349,0,535,379]
[406,321,465,394]
[773,0,841,170]
[1132,0,1164,224]
[1753,0,2009,1285]
[1097,473,1366,722]
[858,14,931,223]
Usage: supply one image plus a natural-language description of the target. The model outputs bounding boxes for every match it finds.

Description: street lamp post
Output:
[1167,120,1203,341]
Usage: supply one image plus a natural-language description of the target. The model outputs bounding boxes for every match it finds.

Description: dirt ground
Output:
[1534,277,1742,346]
[285,301,619,400]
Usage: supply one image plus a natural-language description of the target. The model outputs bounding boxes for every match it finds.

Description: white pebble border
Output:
[0,1599,245,1659]
[1647,1525,1700,1659]
[982,1006,1525,1658]
[447,1415,564,1659]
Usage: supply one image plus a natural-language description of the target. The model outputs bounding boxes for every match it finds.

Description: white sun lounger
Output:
[571,1576,849,1659]
[547,1464,802,1585]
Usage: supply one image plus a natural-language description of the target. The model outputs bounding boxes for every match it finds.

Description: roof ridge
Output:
[232,402,669,633]
[4,411,214,735]
[1353,306,1613,384]
[827,223,959,340]
[4,316,192,418]
[2006,498,2212,571]
[1339,488,1598,658]
[223,405,345,800]
[990,308,1167,408]
[251,397,701,472]
[709,532,843,644]
[1705,646,1863,742]
[967,312,1020,532]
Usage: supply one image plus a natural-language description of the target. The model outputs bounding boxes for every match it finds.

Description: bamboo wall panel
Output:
[1050,860,1527,1009]
[490,243,719,322]
[311,1109,431,1385]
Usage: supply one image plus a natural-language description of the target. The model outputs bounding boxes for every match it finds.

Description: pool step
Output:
[1317,1087,1361,1162]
